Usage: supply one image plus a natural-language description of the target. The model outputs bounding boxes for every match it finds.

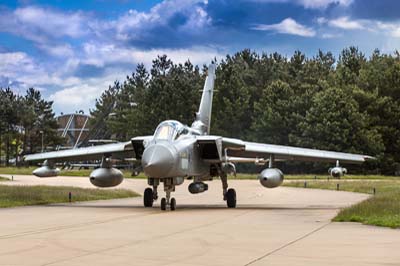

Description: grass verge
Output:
[284,180,400,228]
[0,185,138,208]
[0,176,10,181]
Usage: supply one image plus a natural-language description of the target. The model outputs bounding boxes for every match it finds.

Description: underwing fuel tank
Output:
[32,165,60,177]
[89,167,124,187]
[258,168,284,188]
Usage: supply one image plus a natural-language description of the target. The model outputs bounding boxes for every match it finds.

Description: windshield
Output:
[154,120,184,141]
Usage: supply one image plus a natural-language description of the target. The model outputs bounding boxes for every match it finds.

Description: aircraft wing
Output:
[197,136,374,164]
[24,136,152,162]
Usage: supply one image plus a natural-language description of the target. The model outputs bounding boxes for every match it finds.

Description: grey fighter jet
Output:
[328,160,347,179]
[24,64,374,211]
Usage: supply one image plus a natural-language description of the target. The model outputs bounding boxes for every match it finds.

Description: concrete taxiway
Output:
[0,175,399,266]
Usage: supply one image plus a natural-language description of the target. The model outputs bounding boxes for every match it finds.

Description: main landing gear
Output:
[225,188,236,208]
[143,178,159,208]
[144,178,177,211]
[221,173,237,208]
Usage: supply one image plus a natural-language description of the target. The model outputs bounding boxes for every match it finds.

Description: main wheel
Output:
[161,198,167,211]
[226,188,237,208]
[143,188,153,207]
[170,198,176,211]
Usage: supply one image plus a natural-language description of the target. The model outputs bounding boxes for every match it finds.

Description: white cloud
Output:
[128,47,223,68]
[14,7,87,38]
[48,79,116,112]
[98,0,211,42]
[180,6,212,32]
[316,17,328,24]
[297,0,352,9]
[80,42,223,68]
[248,0,353,9]
[37,44,75,57]
[0,52,37,78]
[376,22,400,38]
[328,17,364,30]
[318,17,400,38]
[0,6,88,44]
[252,18,316,37]
[321,33,342,39]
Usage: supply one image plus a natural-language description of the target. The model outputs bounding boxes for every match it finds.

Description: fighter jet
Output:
[328,160,347,179]
[24,64,374,211]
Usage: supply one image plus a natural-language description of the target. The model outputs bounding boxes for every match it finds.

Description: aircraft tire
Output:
[226,188,237,208]
[144,188,153,207]
[170,198,176,211]
[161,198,167,211]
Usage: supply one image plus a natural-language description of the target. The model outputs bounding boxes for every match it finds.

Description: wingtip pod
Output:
[364,155,376,161]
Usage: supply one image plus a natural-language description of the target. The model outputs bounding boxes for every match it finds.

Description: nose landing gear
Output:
[144,177,178,211]
[161,178,176,211]
[160,189,176,211]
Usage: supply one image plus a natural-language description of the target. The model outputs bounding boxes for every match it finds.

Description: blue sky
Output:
[1,0,400,114]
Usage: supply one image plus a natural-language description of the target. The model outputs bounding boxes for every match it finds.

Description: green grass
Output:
[281,174,399,180]
[0,185,138,208]
[0,167,37,175]
[0,176,9,181]
[284,180,400,228]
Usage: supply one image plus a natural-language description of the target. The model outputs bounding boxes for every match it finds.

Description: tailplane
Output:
[191,64,216,134]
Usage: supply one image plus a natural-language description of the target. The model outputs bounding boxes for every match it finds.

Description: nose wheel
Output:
[144,178,178,211]
[160,189,176,211]
[160,179,177,211]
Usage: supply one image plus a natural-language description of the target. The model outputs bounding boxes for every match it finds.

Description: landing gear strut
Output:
[221,173,237,208]
[144,178,180,211]
[161,178,176,211]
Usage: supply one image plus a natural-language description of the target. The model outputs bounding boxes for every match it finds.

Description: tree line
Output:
[0,88,61,165]
[90,47,400,175]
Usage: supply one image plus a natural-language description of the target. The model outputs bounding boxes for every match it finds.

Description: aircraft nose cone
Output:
[142,144,175,178]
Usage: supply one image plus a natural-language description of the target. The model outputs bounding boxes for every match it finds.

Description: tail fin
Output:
[192,64,216,134]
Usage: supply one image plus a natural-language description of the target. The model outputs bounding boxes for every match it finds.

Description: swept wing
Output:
[197,136,373,164]
[24,136,152,162]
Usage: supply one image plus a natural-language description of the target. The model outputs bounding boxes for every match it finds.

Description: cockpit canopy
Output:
[153,120,189,141]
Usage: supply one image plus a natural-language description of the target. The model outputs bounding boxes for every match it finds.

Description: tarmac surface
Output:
[0,175,399,266]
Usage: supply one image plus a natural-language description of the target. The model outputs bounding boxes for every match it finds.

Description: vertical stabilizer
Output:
[192,64,216,134]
